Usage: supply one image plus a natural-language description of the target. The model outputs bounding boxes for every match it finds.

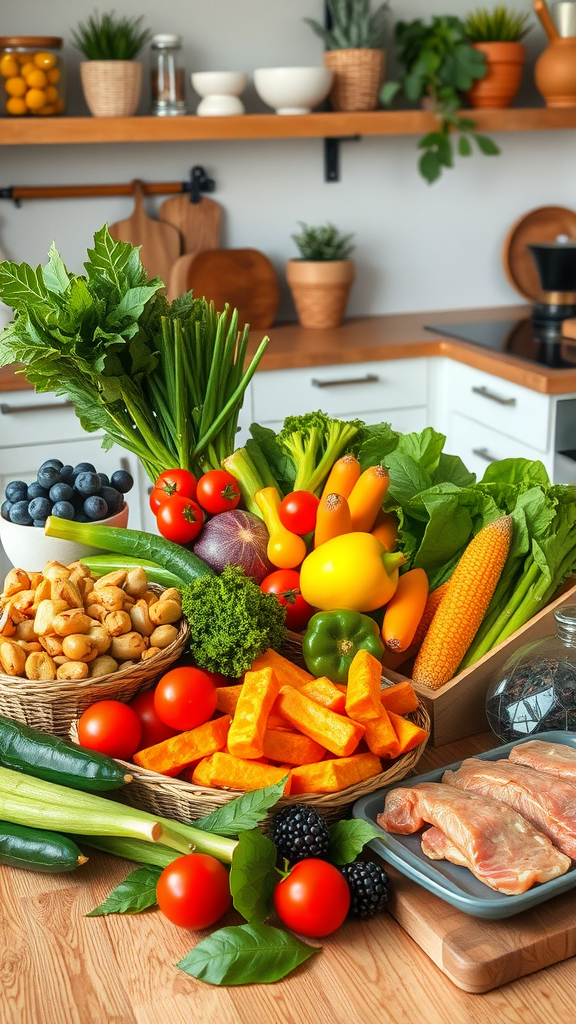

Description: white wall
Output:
[0,0,572,319]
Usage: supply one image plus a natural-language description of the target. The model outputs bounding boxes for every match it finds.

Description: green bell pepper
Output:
[302,608,384,684]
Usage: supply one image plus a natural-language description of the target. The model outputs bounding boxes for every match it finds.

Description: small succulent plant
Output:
[292,222,356,261]
[305,0,389,50]
[465,5,532,42]
[72,11,152,61]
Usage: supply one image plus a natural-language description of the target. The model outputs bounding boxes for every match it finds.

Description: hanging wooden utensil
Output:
[109,180,182,285]
[173,248,280,329]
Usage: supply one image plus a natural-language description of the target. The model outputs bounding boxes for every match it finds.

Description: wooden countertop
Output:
[4,304,576,397]
[3,730,575,1024]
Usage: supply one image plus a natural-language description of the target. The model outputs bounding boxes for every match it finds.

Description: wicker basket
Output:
[323,48,385,112]
[80,61,142,117]
[0,585,189,736]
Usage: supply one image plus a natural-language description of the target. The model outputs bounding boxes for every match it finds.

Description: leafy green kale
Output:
[181,566,287,678]
[276,410,364,493]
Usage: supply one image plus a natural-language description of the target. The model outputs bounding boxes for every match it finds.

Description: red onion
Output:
[193,509,274,582]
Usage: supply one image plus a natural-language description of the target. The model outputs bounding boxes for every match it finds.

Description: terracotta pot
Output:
[287,259,355,329]
[323,49,384,112]
[467,42,525,108]
[80,61,142,117]
[535,38,576,107]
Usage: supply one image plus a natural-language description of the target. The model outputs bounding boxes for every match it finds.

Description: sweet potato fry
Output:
[262,729,326,766]
[388,710,429,753]
[290,752,382,794]
[215,684,243,715]
[380,681,419,715]
[363,707,400,759]
[274,685,364,757]
[267,713,293,731]
[191,751,291,793]
[227,666,280,759]
[249,649,313,689]
[300,676,347,714]
[345,649,383,722]
[133,715,231,777]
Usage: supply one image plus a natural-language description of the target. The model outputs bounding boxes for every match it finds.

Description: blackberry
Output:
[341,860,389,919]
[272,804,330,863]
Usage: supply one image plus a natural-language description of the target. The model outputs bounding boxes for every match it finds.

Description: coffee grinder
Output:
[529,241,576,335]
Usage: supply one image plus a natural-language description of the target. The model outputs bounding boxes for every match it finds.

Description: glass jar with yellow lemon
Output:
[0,36,65,116]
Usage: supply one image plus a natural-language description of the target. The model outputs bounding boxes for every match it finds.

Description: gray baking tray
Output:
[353,730,576,919]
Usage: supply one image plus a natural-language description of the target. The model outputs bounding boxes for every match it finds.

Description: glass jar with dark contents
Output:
[150,34,187,116]
[486,605,576,742]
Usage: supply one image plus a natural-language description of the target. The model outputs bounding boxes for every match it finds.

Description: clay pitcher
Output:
[534,0,576,107]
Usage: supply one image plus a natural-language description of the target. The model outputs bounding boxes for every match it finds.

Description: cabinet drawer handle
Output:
[472,447,499,463]
[471,385,516,407]
[311,373,380,388]
[0,400,74,415]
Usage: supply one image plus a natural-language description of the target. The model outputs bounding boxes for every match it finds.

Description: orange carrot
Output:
[192,752,291,793]
[345,649,383,722]
[274,686,364,757]
[382,568,429,652]
[227,666,279,759]
[380,681,419,715]
[262,729,326,765]
[411,580,450,649]
[249,649,313,690]
[314,492,353,548]
[215,684,243,716]
[290,752,382,795]
[348,466,390,533]
[322,454,361,500]
[300,676,347,714]
[371,510,399,552]
[134,716,231,777]
[363,707,401,758]
[388,710,429,753]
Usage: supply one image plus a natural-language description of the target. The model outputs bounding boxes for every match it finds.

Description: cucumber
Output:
[0,716,132,793]
[0,821,87,873]
[81,555,184,590]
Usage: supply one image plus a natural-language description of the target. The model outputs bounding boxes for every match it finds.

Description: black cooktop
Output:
[425,318,576,369]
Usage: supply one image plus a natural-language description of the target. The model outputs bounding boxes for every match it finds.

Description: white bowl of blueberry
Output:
[0,458,132,571]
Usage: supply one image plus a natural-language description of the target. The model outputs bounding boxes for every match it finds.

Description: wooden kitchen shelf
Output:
[2,107,576,146]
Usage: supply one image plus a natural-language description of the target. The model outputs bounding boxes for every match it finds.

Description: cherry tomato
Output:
[154,666,218,731]
[196,470,241,515]
[273,859,350,938]
[279,491,319,536]
[156,495,204,544]
[154,469,197,501]
[156,853,231,929]
[77,700,142,760]
[129,688,179,750]
[260,569,314,632]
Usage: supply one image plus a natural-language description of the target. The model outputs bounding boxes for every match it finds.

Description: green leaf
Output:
[354,421,399,471]
[419,149,442,183]
[433,452,476,488]
[86,866,162,916]
[474,134,500,155]
[328,820,382,865]
[177,923,319,986]
[42,243,70,294]
[0,261,49,311]
[193,777,288,837]
[229,828,277,923]
[379,80,401,106]
[458,135,472,157]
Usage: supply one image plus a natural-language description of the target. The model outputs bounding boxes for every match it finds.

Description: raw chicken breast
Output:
[444,758,576,859]
[510,740,576,783]
[378,782,569,894]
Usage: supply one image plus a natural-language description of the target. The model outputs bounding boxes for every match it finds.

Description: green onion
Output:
[77,835,180,869]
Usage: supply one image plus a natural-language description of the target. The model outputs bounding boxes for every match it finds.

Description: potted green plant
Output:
[380,16,500,183]
[287,223,356,329]
[465,5,531,108]
[305,0,389,111]
[72,11,152,117]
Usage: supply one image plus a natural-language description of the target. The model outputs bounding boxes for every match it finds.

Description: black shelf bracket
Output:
[181,165,216,203]
[324,136,361,182]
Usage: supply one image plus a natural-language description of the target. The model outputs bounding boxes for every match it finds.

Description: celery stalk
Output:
[77,835,180,869]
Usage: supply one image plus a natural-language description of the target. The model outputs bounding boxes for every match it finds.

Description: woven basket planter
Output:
[287,258,355,329]
[80,61,142,117]
[323,48,385,111]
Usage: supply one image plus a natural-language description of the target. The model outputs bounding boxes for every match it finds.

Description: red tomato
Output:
[273,859,350,938]
[196,470,241,515]
[279,491,319,536]
[260,569,314,632]
[156,853,231,929]
[129,688,179,750]
[155,469,197,501]
[77,700,142,760]
[156,496,204,544]
[154,666,218,731]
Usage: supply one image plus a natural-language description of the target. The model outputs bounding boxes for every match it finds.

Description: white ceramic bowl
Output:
[196,94,245,116]
[191,71,248,98]
[0,503,129,573]
[253,66,333,114]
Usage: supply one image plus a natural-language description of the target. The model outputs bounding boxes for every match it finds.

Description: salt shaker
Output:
[150,34,187,116]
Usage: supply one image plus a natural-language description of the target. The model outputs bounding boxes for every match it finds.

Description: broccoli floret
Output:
[181,565,287,678]
[277,411,364,493]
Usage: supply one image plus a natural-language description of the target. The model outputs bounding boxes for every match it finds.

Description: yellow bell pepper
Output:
[299,532,406,612]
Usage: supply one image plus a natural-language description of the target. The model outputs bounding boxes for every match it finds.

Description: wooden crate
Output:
[383,580,576,748]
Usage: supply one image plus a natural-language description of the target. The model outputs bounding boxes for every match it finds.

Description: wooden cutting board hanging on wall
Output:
[109,180,182,286]
[161,194,223,301]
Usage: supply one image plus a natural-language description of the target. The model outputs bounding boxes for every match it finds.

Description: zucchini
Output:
[0,821,87,873]
[0,716,132,793]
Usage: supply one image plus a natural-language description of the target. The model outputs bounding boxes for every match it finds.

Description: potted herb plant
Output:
[380,16,500,183]
[465,5,531,108]
[72,11,152,118]
[305,0,389,111]
[287,223,355,329]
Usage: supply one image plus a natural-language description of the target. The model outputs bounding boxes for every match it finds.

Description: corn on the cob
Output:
[412,515,512,689]
[411,579,451,649]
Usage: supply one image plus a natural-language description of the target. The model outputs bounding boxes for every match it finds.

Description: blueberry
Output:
[99,486,124,516]
[27,481,49,500]
[73,462,96,475]
[49,482,73,504]
[1,500,12,521]
[84,495,108,521]
[37,465,62,490]
[98,473,110,489]
[59,465,74,483]
[51,500,75,520]
[74,513,90,523]
[39,458,64,472]
[32,519,48,528]
[28,497,52,521]
[9,500,33,526]
[74,472,101,496]
[6,480,28,503]
[110,470,133,494]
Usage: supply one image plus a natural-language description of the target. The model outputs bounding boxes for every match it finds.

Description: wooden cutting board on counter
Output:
[109,181,181,285]
[386,865,576,993]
